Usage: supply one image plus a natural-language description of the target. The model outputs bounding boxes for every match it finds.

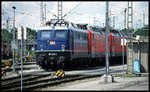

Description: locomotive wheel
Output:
[41,60,49,70]
[57,56,65,69]
[57,61,65,69]
[41,64,48,70]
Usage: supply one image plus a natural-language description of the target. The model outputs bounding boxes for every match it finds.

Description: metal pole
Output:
[127,2,129,35]
[124,8,127,29]
[6,18,9,57]
[113,16,115,28]
[138,41,140,60]
[12,6,16,72]
[123,8,127,73]
[109,10,111,28]
[44,3,46,26]
[131,2,133,29]
[105,1,110,75]
[58,2,59,21]
[24,39,26,63]
[94,17,95,26]
[58,1,62,22]
[23,27,26,63]
[21,26,24,91]
[143,12,145,27]
[40,2,44,27]
[122,34,125,73]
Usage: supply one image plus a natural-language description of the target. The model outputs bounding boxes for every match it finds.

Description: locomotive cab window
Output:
[55,30,66,38]
[41,31,51,39]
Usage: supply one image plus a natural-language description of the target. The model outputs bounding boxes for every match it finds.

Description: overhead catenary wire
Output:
[46,2,82,20]
[62,2,82,18]
[47,10,58,19]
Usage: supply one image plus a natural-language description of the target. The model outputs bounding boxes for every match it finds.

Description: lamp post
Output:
[105,1,109,76]
[12,6,16,72]
[99,1,113,83]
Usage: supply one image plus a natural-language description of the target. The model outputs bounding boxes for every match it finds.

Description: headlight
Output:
[61,44,65,51]
[40,45,43,50]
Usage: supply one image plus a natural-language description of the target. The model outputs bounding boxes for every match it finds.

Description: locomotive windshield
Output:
[55,30,66,38]
[41,31,51,39]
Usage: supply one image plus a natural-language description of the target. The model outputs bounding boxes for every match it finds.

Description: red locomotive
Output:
[87,27,126,64]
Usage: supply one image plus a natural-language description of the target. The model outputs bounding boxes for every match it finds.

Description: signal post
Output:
[99,1,114,83]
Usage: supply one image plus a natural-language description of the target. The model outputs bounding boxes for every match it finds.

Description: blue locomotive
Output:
[36,21,89,69]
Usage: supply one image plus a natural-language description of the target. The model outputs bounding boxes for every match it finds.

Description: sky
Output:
[1,1,149,31]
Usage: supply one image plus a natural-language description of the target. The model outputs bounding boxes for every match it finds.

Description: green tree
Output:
[119,28,135,33]
[1,29,13,42]
[26,27,37,39]
[134,25,149,36]
[2,27,37,42]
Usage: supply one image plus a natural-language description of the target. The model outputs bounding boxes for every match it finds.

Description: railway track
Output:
[2,74,101,91]
[1,64,127,91]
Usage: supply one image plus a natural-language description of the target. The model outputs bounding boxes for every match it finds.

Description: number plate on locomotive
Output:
[50,41,56,45]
